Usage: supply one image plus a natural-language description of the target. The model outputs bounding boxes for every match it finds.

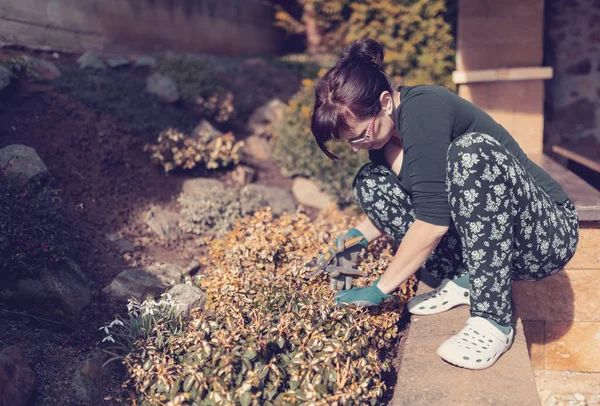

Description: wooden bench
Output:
[530,154,600,221]
[551,141,600,175]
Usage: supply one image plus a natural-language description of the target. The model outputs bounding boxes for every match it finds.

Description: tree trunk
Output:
[303,3,322,55]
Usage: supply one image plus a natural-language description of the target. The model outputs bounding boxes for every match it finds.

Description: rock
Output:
[146,73,179,103]
[7,258,91,326]
[539,390,553,405]
[0,144,49,184]
[103,263,188,301]
[292,177,335,210]
[77,52,107,70]
[242,184,296,216]
[105,56,131,68]
[9,258,91,326]
[192,119,223,143]
[247,98,286,135]
[231,165,256,186]
[71,352,110,404]
[242,135,272,161]
[545,395,558,406]
[167,284,207,315]
[0,347,35,406]
[588,394,600,405]
[574,394,585,401]
[21,56,61,80]
[181,178,224,196]
[135,56,157,67]
[0,65,13,92]
[115,239,135,254]
[143,206,181,241]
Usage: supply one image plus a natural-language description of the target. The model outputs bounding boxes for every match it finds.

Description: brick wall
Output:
[0,0,282,56]
[456,0,546,154]
[545,0,600,147]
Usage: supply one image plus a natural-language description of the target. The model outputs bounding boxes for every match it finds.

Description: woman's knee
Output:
[353,163,386,206]
[446,132,499,164]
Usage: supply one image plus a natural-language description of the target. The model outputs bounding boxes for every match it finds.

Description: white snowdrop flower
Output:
[102,335,116,343]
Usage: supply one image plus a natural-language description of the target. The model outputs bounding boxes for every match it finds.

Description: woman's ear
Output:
[379,91,394,116]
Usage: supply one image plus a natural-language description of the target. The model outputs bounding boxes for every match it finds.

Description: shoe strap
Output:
[466,317,512,343]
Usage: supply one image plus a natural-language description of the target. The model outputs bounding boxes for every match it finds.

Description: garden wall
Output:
[0,0,282,56]
[544,0,600,147]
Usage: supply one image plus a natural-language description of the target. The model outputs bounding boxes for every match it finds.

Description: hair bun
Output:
[341,38,385,69]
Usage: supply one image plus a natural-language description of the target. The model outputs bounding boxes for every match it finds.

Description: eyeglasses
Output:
[333,114,377,145]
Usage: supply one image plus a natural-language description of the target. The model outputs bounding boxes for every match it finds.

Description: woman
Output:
[311,38,579,370]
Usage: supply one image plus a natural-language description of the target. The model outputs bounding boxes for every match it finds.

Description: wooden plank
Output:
[552,145,600,174]
[453,67,553,84]
[530,154,600,221]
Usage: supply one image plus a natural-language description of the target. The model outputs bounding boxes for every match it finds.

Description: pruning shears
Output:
[304,236,367,280]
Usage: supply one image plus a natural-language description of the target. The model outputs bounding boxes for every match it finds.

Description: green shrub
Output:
[178,181,266,238]
[273,0,456,88]
[0,174,76,283]
[55,66,195,140]
[144,128,244,173]
[346,0,455,87]
[119,208,414,404]
[1,56,40,80]
[154,57,235,123]
[273,78,368,207]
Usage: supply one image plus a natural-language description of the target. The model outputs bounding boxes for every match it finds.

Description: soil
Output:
[0,48,408,405]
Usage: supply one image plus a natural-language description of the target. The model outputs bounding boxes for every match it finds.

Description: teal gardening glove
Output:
[334,278,392,307]
[319,228,368,291]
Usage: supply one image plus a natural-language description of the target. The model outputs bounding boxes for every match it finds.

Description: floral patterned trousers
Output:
[353,133,579,325]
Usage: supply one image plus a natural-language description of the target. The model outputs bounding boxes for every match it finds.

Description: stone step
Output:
[391,277,541,406]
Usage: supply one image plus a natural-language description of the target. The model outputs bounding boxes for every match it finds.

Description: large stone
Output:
[135,56,157,67]
[0,347,35,406]
[242,135,272,161]
[0,144,48,184]
[105,56,131,68]
[167,284,207,315]
[146,73,179,103]
[242,184,296,216]
[291,177,335,210]
[21,56,61,80]
[564,225,600,270]
[181,178,224,196]
[143,205,181,241]
[103,262,190,301]
[71,352,110,404]
[0,65,13,92]
[191,119,223,143]
[522,320,546,370]
[77,52,107,70]
[231,165,256,186]
[8,258,91,326]
[247,98,286,135]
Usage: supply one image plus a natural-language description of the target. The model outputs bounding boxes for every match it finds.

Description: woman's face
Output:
[341,91,398,152]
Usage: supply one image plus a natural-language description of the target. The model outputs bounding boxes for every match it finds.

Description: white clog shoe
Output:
[437,316,514,370]
[407,278,470,315]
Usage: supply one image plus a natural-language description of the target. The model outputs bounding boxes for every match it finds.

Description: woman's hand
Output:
[334,278,391,306]
[314,228,367,291]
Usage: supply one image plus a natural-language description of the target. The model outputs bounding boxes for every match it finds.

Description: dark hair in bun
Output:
[340,38,385,69]
[311,38,392,160]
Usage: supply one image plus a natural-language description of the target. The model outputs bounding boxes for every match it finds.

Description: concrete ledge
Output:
[391,277,541,405]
